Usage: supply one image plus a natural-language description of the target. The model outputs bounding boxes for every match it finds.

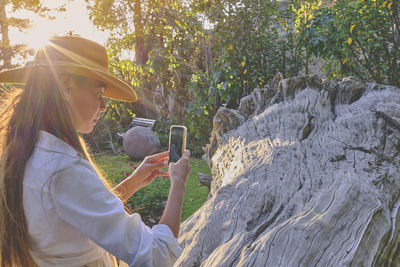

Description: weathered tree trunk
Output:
[176,75,400,266]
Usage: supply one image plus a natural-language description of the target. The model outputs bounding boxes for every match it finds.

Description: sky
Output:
[8,0,109,53]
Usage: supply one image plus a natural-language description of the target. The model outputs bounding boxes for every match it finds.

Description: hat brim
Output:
[0,64,137,102]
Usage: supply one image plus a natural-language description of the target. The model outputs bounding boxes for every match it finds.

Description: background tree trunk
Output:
[176,75,400,266]
[133,0,149,65]
[0,0,11,70]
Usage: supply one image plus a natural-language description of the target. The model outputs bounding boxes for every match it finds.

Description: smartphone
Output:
[168,125,187,164]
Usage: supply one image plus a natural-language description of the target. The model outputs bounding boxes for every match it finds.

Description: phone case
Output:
[168,125,187,163]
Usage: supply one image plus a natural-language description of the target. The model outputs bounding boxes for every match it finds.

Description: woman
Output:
[0,36,191,266]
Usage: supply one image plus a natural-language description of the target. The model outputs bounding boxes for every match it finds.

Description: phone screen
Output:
[169,126,186,163]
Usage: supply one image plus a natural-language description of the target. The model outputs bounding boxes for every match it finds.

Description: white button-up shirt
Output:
[23,130,182,266]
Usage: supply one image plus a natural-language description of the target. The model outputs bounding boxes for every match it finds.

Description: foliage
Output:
[85,0,316,151]
[197,0,311,108]
[0,83,13,91]
[206,0,280,107]
[302,0,400,86]
[0,0,69,70]
[86,0,213,148]
[93,152,210,224]
[84,97,136,154]
[86,0,400,156]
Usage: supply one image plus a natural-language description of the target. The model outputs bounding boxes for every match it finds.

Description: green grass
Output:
[181,158,211,220]
[93,152,210,222]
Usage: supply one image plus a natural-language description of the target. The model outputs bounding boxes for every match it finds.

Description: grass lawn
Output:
[93,152,210,223]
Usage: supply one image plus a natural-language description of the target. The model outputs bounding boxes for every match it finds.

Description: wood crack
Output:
[374,110,400,132]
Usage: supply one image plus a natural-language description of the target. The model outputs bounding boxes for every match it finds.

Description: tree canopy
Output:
[3,0,398,153]
[0,0,71,70]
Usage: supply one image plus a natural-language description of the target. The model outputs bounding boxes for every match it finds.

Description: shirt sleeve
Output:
[50,159,182,267]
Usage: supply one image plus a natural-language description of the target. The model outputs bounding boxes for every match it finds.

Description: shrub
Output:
[303,0,400,86]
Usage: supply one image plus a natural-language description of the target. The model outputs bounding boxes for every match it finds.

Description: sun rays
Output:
[8,0,107,58]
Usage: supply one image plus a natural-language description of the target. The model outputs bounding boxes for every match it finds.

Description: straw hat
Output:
[0,36,137,102]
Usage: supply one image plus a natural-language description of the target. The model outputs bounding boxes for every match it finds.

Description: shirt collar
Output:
[36,130,81,158]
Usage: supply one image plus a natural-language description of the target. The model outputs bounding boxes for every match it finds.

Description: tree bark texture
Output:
[176,75,400,266]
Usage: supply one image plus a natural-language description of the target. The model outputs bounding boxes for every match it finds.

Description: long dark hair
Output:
[0,67,113,266]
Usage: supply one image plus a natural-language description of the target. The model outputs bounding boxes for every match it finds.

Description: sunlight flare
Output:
[24,26,55,50]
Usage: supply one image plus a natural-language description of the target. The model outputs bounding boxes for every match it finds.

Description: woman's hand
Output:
[114,151,170,202]
[159,150,192,237]
[131,151,170,189]
[168,150,192,187]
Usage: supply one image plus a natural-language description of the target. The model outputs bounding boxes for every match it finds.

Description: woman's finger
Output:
[151,160,169,169]
[151,169,169,177]
[145,156,169,166]
[176,151,190,165]
[181,150,191,161]
[157,171,169,177]
[153,155,169,162]
[147,151,169,163]
[186,164,192,176]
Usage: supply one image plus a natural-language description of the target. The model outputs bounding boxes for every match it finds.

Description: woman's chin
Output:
[77,126,94,134]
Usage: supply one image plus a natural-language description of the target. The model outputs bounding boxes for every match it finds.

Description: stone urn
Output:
[122,126,161,161]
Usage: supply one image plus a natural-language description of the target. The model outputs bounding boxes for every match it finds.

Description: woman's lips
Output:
[93,115,100,123]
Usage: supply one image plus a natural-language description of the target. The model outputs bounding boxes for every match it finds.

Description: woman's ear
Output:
[59,74,74,102]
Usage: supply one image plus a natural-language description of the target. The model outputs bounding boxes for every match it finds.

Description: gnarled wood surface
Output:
[176,75,400,266]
